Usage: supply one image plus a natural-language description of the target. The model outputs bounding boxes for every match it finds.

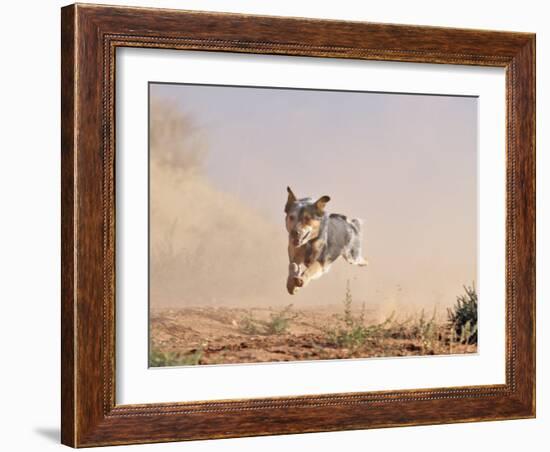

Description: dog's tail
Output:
[349,217,363,234]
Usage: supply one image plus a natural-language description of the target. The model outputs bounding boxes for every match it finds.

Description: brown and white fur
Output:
[285,187,367,295]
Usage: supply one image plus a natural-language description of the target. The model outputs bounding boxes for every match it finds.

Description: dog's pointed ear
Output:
[314,195,331,214]
[285,186,297,213]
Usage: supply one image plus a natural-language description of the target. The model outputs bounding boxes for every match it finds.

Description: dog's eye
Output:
[288,215,296,221]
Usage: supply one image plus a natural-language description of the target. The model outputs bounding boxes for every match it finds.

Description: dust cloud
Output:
[150,100,289,307]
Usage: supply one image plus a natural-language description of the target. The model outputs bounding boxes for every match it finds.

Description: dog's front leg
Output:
[287,243,306,295]
[286,262,302,295]
[287,262,307,295]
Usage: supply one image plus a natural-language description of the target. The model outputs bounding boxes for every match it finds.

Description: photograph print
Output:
[148,83,478,367]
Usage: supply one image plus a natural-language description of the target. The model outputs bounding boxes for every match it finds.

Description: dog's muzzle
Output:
[292,229,311,247]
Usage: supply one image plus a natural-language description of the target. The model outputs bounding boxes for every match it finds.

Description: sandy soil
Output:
[150,305,476,366]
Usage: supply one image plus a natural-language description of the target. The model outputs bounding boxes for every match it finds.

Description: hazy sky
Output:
[150,83,477,311]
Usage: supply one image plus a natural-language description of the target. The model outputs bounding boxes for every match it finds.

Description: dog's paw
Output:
[286,274,304,294]
[287,276,299,295]
[287,286,299,295]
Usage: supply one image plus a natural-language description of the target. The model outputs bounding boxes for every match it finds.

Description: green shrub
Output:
[149,346,203,367]
[238,305,297,335]
[448,284,478,344]
[326,282,368,349]
[325,282,394,350]
[411,309,440,353]
[265,304,297,335]
[237,313,263,335]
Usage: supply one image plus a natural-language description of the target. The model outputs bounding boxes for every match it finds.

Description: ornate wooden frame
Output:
[61,3,535,447]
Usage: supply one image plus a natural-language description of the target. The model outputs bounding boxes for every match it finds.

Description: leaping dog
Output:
[284,186,367,295]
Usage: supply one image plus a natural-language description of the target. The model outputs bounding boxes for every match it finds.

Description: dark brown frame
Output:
[61,3,536,447]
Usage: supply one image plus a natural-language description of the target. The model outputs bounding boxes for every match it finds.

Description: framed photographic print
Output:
[61,3,536,447]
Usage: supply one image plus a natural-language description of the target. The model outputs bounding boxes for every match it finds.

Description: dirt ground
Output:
[149,305,476,366]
